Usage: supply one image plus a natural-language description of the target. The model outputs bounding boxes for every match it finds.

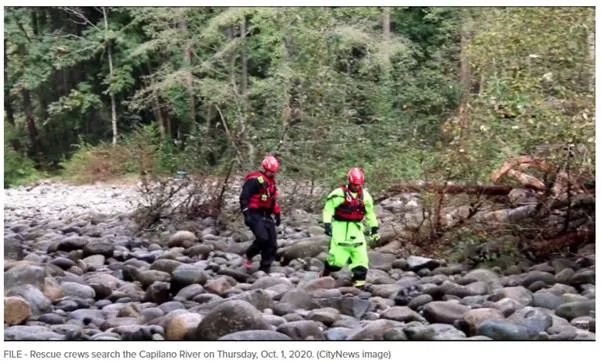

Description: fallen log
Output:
[377,183,512,202]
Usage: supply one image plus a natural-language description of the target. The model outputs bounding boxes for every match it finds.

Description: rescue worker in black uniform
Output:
[239,155,281,273]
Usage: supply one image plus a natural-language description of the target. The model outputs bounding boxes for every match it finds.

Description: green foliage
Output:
[60,141,136,184]
[4,138,41,188]
[4,6,594,195]
[460,8,595,181]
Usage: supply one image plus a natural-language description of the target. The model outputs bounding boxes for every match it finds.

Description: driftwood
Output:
[377,183,512,202]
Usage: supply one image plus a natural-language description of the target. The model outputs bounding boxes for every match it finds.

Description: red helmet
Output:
[261,155,280,173]
[347,167,365,186]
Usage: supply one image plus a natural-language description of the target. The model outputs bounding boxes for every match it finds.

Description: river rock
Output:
[423,301,470,324]
[278,237,328,265]
[4,296,32,325]
[407,256,440,271]
[168,231,198,248]
[381,306,425,323]
[166,312,202,340]
[368,252,396,271]
[144,281,171,304]
[195,300,271,340]
[569,269,595,285]
[5,264,47,291]
[279,288,314,310]
[346,319,395,340]
[404,323,436,340]
[507,307,553,333]
[5,326,66,340]
[521,271,555,287]
[204,276,237,296]
[61,281,96,299]
[149,259,183,274]
[477,320,538,340]
[490,286,533,306]
[307,308,340,326]
[430,323,467,340]
[7,284,51,315]
[277,320,326,340]
[83,240,114,257]
[462,308,505,334]
[219,330,291,340]
[555,300,595,320]
[171,265,208,292]
[532,291,565,310]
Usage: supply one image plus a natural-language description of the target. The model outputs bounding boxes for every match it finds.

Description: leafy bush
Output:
[61,142,136,184]
[4,145,41,188]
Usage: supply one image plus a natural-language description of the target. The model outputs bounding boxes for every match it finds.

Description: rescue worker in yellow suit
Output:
[321,167,380,288]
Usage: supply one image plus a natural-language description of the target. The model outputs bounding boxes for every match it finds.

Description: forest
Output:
[4,7,594,188]
[3,6,597,343]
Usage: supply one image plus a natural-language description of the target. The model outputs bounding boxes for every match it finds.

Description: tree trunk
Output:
[382,7,391,41]
[4,39,15,126]
[179,18,196,126]
[457,10,474,150]
[22,89,41,163]
[103,7,118,145]
[588,30,594,93]
[240,16,248,100]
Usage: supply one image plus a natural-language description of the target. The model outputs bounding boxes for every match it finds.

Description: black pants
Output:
[245,212,277,272]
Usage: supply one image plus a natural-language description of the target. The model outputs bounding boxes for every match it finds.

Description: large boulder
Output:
[194,300,271,340]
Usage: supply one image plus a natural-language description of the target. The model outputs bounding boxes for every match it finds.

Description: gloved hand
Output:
[324,223,332,236]
[369,226,380,246]
[274,214,281,226]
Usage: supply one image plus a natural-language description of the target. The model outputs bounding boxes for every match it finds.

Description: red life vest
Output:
[244,171,280,214]
[334,185,366,222]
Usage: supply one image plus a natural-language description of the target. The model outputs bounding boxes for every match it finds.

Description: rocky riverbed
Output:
[3,181,595,340]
